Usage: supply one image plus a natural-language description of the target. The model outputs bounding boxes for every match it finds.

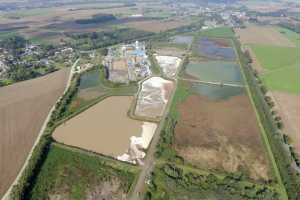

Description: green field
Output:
[262,66,300,94]
[250,44,300,71]
[28,145,138,200]
[198,27,234,38]
[250,27,300,94]
[250,44,300,94]
[277,27,300,47]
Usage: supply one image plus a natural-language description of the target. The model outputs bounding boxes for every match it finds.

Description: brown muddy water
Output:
[53,96,143,157]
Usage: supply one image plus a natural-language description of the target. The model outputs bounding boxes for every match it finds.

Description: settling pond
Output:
[77,68,107,101]
[53,96,156,158]
[190,82,245,100]
[184,61,244,85]
[171,35,193,46]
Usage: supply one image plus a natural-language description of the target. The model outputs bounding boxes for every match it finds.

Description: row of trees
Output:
[67,28,154,50]
[144,164,278,200]
[236,39,300,200]
[10,75,80,199]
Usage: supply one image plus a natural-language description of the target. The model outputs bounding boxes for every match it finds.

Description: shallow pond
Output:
[197,38,236,60]
[184,61,244,85]
[190,83,245,100]
[171,35,193,45]
[79,68,102,90]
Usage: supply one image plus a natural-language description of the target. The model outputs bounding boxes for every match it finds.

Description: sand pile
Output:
[135,77,174,120]
[155,55,181,78]
[117,122,157,165]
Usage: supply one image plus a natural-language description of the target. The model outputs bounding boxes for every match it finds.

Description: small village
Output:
[0,41,77,84]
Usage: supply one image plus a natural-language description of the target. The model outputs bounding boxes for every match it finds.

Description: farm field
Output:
[249,43,300,94]
[28,144,139,200]
[273,92,300,155]
[262,65,300,94]
[235,25,295,47]
[53,96,156,159]
[0,68,70,197]
[182,61,244,85]
[125,19,191,33]
[247,30,300,155]
[198,26,235,38]
[277,27,300,47]
[173,82,271,181]
[134,77,174,120]
[250,44,300,72]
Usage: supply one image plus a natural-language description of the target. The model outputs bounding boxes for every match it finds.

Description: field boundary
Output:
[1,59,79,200]
[233,39,289,200]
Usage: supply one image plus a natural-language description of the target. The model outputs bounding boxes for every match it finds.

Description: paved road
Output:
[179,77,244,88]
[1,58,79,200]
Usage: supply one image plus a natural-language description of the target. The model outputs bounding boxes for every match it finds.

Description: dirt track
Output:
[175,94,271,181]
[0,68,70,197]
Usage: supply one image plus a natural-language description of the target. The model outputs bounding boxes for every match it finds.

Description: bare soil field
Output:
[235,26,295,47]
[272,92,300,155]
[174,93,271,181]
[125,19,190,33]
[0,68,70,197]
[135,77,174,120]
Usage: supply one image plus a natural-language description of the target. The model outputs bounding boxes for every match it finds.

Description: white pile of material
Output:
[156,55,182,78]
[117,122,157,165]
[135,77,174,119]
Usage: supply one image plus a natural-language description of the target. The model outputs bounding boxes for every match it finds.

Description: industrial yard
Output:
[104,41,151,83]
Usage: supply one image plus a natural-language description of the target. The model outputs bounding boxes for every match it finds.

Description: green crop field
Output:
[199,27,234,38]
[277,27,300,47]
[250,44,300,71]
[28,145,138,200]
[262,66,300,94]
[250,44,300,94]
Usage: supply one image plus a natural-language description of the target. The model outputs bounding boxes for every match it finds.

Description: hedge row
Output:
[234,39,300,200]
[10,74,80,199]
